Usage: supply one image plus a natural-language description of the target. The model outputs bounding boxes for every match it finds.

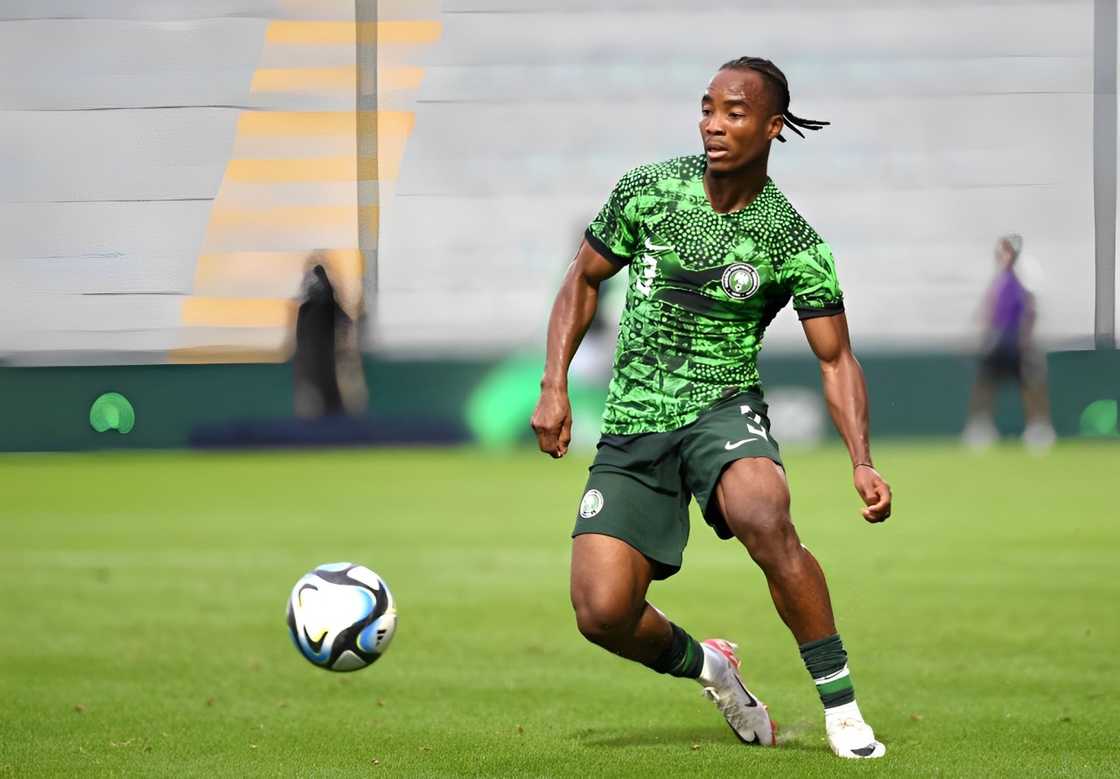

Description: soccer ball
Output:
[286,562,397,672]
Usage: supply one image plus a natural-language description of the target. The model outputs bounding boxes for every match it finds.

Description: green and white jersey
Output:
[586,155,844,435]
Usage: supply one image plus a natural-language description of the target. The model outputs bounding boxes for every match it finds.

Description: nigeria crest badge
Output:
[721,263,761,300]
[579,489,605,519]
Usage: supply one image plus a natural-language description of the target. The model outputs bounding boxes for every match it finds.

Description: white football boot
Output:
[825,701,886,759]
[698,639,777,746]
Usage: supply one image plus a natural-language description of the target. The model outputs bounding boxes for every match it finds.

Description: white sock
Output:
[825,700,864,725]
[697,643,727,687]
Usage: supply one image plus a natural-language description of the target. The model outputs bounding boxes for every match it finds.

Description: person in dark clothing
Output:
[293,260,366,418]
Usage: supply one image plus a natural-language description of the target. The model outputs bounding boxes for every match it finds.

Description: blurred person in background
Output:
[962,234,1055,451]
[293,255,367,419]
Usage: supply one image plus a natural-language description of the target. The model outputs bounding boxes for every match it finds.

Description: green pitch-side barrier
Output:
[0,350,1115,451]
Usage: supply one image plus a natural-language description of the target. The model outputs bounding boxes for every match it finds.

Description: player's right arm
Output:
[531,241,624,458]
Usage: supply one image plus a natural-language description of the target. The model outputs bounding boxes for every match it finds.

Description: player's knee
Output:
[744,516,801,573]
[571,591,639,646]
[726,491,799,571]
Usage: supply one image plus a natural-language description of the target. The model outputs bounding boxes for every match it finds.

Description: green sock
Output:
[800,633,856,709]
[647,622,704,679]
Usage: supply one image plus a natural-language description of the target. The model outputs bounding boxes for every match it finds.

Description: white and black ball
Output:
[286,562,397,672]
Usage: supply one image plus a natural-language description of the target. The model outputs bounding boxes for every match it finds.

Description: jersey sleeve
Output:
[780,241,845,320]
[585,167,645,266]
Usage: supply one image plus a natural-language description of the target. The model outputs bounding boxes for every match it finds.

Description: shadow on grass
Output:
[573,720,821,753]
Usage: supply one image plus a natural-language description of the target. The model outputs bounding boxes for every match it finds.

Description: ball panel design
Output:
[344,565,383,591]
[317,561,353,572]
[332,650,367,672]
[286,562,396,672]
[357,610,397,655]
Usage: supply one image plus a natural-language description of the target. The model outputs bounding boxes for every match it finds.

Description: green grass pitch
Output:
[1,442,1117,777]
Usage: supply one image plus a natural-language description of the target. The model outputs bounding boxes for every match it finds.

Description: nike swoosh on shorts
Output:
[724,438,759,450]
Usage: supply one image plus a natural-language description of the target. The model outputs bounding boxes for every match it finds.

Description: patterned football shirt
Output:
[586,155,844,435]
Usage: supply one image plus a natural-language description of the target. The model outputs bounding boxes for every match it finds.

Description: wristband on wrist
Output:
[853,462,875,471]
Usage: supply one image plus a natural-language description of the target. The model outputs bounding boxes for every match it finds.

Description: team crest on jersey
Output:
[721,263,761,300]
[579,489,605,519]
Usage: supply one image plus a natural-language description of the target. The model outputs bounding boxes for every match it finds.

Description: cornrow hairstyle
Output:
[719,56,829,143]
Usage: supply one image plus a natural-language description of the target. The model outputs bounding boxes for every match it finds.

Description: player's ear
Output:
[767,114,785,142]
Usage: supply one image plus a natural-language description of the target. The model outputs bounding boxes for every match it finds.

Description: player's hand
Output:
[530,387,573,458]
[853,464,891,523]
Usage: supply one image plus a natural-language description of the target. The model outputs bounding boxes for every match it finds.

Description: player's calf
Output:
[572,599,708,685]
[570,533,668,663]
[570,586,679,667]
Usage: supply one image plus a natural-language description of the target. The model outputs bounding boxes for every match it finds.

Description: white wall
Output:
[0,0,368,365]
[0,1,1105,362]
[376,0,1099,354]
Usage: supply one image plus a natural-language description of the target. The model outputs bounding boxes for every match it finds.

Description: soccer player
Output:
[531,57,892,759]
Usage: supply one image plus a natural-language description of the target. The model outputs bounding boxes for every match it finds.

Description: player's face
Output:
[699,69,783,174]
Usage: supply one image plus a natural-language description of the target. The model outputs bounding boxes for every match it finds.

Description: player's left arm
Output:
[801,313,892,523]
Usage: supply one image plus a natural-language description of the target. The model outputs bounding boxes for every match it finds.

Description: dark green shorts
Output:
[572,391,782,579]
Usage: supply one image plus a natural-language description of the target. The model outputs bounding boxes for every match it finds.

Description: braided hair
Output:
[719,57,829,143]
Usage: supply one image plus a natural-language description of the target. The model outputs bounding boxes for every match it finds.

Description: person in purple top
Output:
[963,234,1055,450]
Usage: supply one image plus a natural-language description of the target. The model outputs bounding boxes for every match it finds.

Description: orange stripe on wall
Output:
[380,67,425,91]
[249,67,424,93]
[181,297,296,328]
[251,67,356,92]
[236,111,414,137]
[167,345,289,364]
[226,158,378,182]
[265,20,442,45]
[208,205,378,229]
[237,111,358,136]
